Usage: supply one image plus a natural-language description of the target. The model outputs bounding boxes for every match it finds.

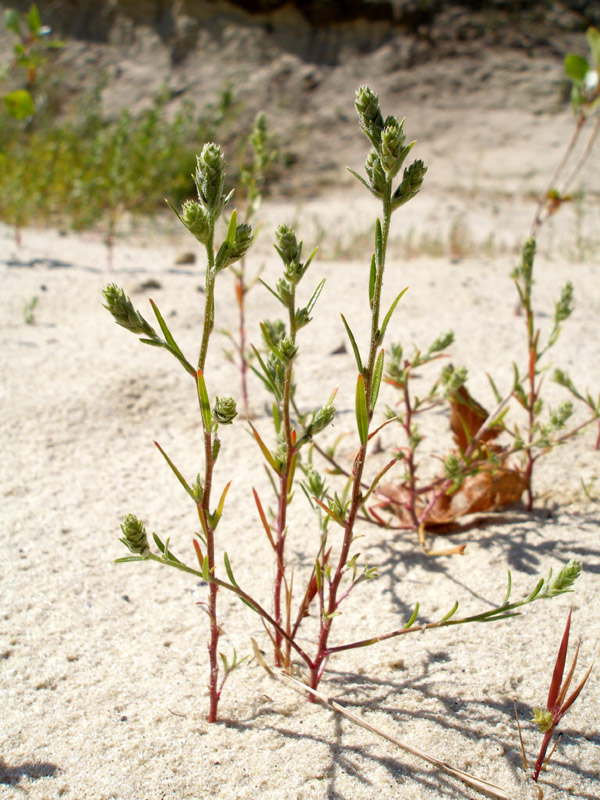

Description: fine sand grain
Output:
[1,107,599,799]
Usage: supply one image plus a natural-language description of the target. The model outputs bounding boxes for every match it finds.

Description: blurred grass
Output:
[0,83,245,238]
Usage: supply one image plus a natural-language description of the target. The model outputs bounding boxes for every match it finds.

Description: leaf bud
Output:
[391,159,427,209]
[119,514,150,556]
[276,277,293,307]
[215,223,254,271]
[195,143,227,216]
[364,149,387,196]
[213,396,237,425]
[179,200,210,244]
[441,364,468,395]
[102,284,156,338]
[444,452,463,488]
[428,331,454,355]
[555,281,574,324]
[275,224,302,265]
[299,404,335,445]
[380,118,407,177]
[278,336,298,364]
[355,85,385,148]
[550,400,573,429]
[546,559,581,597]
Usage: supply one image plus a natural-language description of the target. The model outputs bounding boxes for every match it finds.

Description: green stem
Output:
[198,223,216,372]
[310,181,393,692]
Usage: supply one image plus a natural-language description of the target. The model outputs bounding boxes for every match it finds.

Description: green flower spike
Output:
[119,514,150,556]
[102,284,156,337]
[195,143,227,216]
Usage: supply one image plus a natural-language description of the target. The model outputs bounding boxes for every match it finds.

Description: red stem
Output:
[202,426,220,723]
[533,730,554,782]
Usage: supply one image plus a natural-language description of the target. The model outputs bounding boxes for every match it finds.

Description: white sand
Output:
[1,109,599,800]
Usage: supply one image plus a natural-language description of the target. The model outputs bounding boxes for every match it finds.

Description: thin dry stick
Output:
[254,642,509,800]
[513,700,528,770]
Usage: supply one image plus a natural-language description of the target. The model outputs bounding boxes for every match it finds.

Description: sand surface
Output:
[2,101,600,800]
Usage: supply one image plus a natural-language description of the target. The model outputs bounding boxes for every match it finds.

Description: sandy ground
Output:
[2,104,600,800]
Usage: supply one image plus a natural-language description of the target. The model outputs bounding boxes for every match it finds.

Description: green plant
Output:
[514,608,593,784]
[105,89,583,733]
[1,3,63,121]
[0,86,238,248]
[372,32,600,532]
[511,29,600,506]
[105,140,253,722]
[23,295,38,324]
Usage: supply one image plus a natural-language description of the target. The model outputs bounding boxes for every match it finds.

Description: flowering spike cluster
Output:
[353,85,426,204]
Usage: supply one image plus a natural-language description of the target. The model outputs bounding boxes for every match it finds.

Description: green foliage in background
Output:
[0,78,239,238]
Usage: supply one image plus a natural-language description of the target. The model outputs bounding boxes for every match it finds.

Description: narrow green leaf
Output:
[379,287,409,343]
[224,552,239,587]
[347,167,379,196]
[152,532,165,553]
[305,278,326,316]
[149,299,194,375]
[249,422,280,474]
[526,577,545,603]
[196,369,213,432]
[341,314,363,373]
[161,537,183,564]
[154,441,196,501]
[225,208,238,247]
[403,603,420,629]
[315,559,322,593]
[115,556,147,563]
[201,555,210,582]
[440,601,459,622]
[374,218,383,269]
[214,482,231,525]
[368,253,376,305]
[371,349,385,411]
[487,372,503,404]
[249,346,281,400]
[26,3,42,33]
[303,246,319,273]
[355,373,369,445]
[258,277,284,305]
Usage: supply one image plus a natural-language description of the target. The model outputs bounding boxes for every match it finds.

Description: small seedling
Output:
[514,608,594,784]
[23,295,38,324]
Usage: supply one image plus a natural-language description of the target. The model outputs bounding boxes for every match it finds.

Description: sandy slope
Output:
[1,106,600,799]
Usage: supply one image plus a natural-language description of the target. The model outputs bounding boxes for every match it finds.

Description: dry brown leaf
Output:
[449,383,503,452]
[378,465,527,528]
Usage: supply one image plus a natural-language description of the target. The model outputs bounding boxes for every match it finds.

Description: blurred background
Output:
[1,1,599,257]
